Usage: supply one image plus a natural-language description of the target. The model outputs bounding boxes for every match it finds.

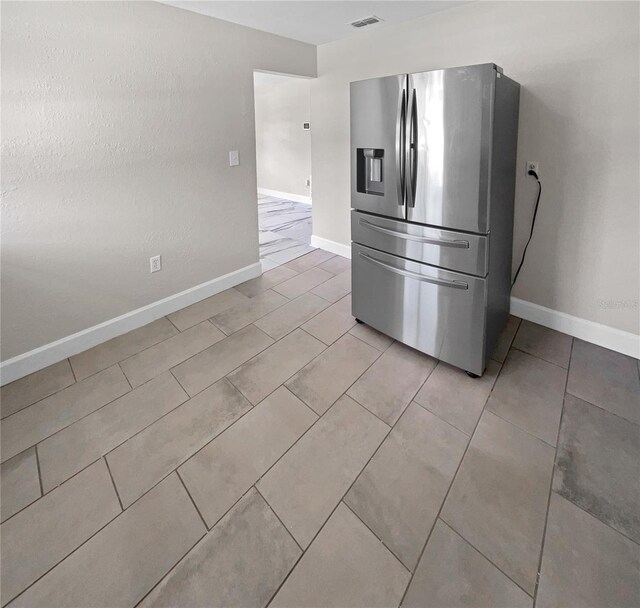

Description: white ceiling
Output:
[159,1,469,46]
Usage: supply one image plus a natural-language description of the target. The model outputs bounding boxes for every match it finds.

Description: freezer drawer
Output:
[351,210,489,277]
[352,243,487,375]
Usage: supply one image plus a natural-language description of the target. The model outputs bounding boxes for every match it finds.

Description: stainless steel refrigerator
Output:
[350,63,520,376]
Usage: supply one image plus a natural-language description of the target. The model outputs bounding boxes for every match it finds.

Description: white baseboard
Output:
[0,262,262,386]
[311,235,351,258]
[510,297,639,359]
[258,188,311,205]
[311,235,639,359]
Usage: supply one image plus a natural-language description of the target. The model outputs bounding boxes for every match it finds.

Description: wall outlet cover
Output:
[526,161,539,176]
[150,255,162,273]
[229,150,240,166]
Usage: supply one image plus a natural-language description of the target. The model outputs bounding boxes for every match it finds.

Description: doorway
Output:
[253,71,313,270]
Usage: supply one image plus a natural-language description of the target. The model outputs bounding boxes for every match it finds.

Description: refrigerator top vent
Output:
[350,15,383,28]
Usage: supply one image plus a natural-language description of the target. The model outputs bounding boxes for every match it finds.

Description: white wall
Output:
[254,73,312,199]
[311,1,639,336]
[1,1,316,361]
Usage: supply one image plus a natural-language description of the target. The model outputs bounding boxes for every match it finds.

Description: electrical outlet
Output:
[526,161,539,176]
[305,178,311,187]
[150,255,162,273]
[229,151,240,167]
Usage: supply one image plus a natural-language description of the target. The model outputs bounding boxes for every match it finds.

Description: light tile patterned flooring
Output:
[1,249,639,607]
[258,195,313,271]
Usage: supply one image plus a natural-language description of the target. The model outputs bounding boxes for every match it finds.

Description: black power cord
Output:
[512,170,542,287]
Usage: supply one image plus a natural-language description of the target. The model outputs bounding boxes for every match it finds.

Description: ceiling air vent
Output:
[350,15,383,29]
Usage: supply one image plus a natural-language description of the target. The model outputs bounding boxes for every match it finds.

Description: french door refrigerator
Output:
[350,63,520,376]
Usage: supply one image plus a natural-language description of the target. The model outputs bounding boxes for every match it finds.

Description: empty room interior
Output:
[1,2,639,607]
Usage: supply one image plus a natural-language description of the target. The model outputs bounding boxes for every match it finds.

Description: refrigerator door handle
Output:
[359,252,469,290]
[406,88,418,208]
[358,218,470,248]
[395,85,407,206]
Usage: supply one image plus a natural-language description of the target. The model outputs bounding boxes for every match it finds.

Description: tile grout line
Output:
[1,374,77,422]
[168,367,191,396]
[2,251,342,589]
[161,289,249,334]
[133,526,208,608]
[206,290,294,336]
[344,393,393,430]
[262,432,393,608]
[164,258,349,399]
[4,358,195,469]
[44,320,183,387]
[34,444,44,497]
[264,350,435,606]
[118,361,133,391]
[340,500,411,574]
[37,358,329,539]
[348,326,395,354]
[33,380,190,495]
[412,361,503,438]
[1,369,136,466]
[1,358,79,420]
[237,270,299,299]
[345,349,436,431]
[563,387,640,428]
[98,395,257,512]
[484,408,558,449]
[438,518,533,599]
[165,315,182,333]
[346,327,392,353]
[22,455,102,503]
[176,469,210,531]
[167,325,276,399]
[278,385,323,419]
[116,323,227,386]
[252,297,333,342]
[299,294,354,343]
[398,350,528,606]
[545,489,640,548]
[284,329,386,420]
[4,492,123,606]
[254,485,304,553]
[223,327,330,405]
[271,270,337,301]
[532,337,574,606]
[68,357,78,384]
[509,345,571,371]
[104,456,124,512]
[190,321,380,539]
[264,355,434,607]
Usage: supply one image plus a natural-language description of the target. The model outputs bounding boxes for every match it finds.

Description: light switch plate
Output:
[229,151,240,167]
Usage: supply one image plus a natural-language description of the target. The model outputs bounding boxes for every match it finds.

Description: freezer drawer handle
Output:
[359,218,470,249]
[359,252,469,290]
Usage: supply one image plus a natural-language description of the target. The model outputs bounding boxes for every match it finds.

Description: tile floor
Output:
[258,195,314,270]
[1,249,639,607]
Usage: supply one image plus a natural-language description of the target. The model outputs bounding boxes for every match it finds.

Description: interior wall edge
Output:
[0,262,262,386]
